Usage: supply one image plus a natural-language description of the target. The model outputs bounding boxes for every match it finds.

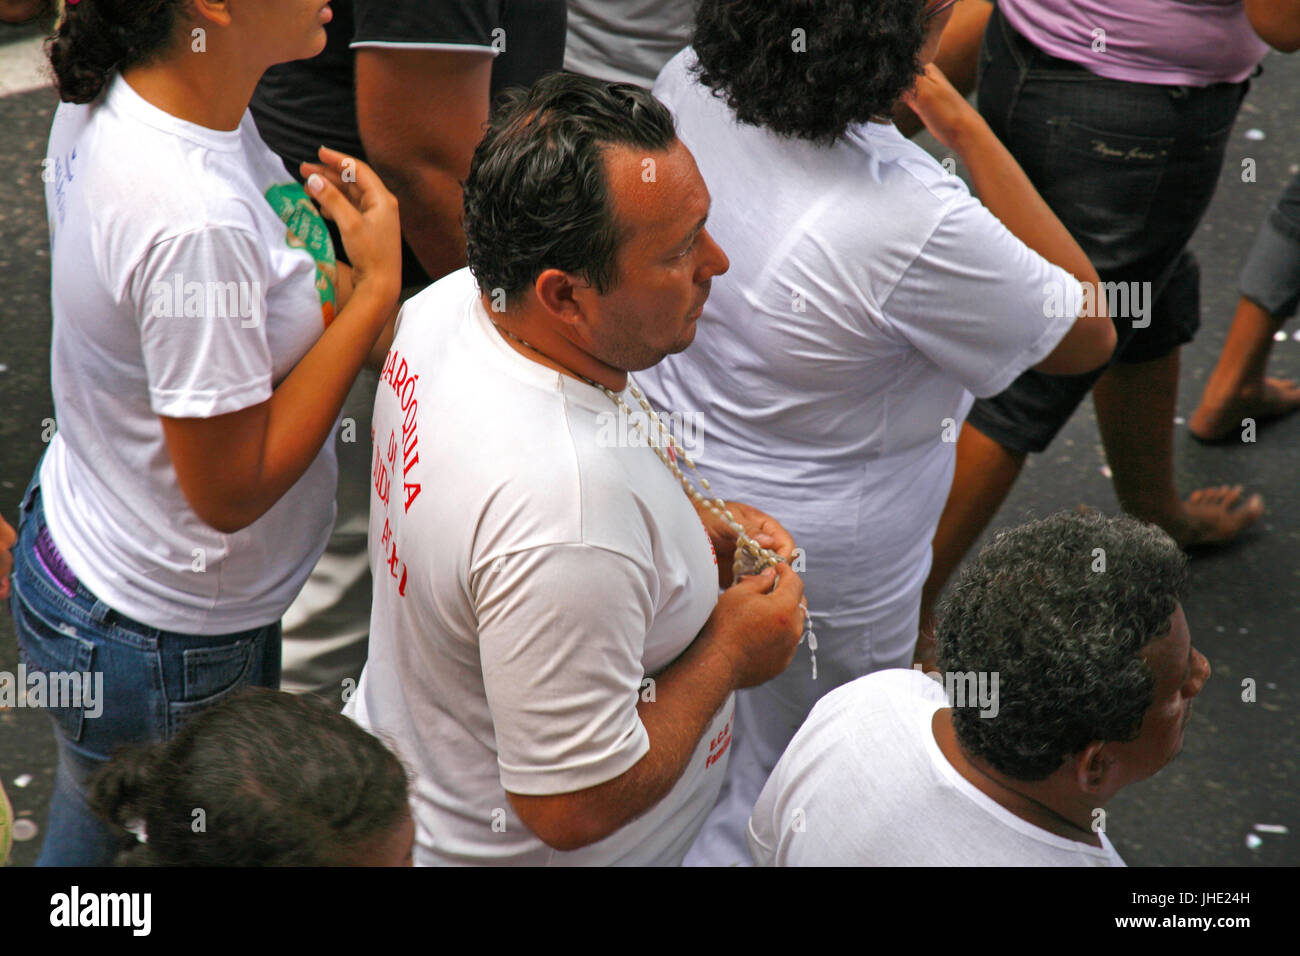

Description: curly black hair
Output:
[88,688,410,866]
[691,0,927,145]
[48,0,189,104]
[937,510,1189,782]
[462,71,677,305]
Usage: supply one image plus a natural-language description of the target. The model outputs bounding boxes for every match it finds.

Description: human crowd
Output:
[0,0,1297,867]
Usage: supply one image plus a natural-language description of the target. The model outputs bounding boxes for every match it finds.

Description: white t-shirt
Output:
[563,0,693,87]
[638,49,1082,674]
[345,268,732,866]
[747,669,1128,866]
[39,74,340,635]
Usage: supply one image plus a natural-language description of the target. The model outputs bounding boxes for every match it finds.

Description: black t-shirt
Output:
[250,0,565,284]
[252,0,566,171]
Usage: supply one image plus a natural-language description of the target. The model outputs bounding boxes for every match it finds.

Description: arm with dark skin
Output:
[354,49,494,283]
[0,514,14,602]
[893,0,994,137]
[904,64,1115,374]
[1245,0,1300,52]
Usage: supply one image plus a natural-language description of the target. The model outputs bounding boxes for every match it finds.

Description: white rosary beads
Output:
[602,380,783,579]
[607,379,819,680]
[492,322,818,678]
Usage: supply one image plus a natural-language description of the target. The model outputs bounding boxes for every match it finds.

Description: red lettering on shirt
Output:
[706,734,732,769]
[386,429,398,469]
[403,482,421,512]
[706,719,733,768]
[372,444,390,507]
[374,349,424,597]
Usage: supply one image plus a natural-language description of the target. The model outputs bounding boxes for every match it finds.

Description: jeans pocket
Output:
[166,636,261,736]
[1043,117,1174,242]
[11,588,97,744]
[1194,111,1238,161]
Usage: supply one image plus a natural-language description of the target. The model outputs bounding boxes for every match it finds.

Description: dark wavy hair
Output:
[937,511,1189,782]
[691,0,927,144]
[89,688,410,866]
[462,71,677,304]
[48,0,188,104]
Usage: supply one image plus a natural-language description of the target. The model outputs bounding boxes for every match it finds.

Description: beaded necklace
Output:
[492,321,818,677]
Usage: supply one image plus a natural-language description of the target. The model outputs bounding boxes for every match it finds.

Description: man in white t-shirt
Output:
[345,72,808,865]
[749,511,1209,866]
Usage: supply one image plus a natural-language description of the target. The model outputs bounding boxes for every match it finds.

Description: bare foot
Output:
[1164,485,1264,548]
[1189,378,1300,442]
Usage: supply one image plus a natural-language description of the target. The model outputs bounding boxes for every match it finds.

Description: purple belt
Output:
[35,523,80,599]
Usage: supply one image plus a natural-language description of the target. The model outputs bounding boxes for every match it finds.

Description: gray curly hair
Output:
[937,510,1188,781]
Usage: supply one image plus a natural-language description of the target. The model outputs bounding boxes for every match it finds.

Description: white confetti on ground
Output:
[1099,464,1112,478]
[13,774,32,788]
[11,819,38,842]
[1275,331,1289,342]
[1174,416,1185,425]
[1255,824,1288,834]
[1245,833,1263,849]
[0,364,7,372]
[1244,129,1265,141]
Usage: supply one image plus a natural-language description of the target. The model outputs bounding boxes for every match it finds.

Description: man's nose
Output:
[697,229,729,279]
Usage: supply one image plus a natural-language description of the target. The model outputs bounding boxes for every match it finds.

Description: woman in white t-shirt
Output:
[9,0,400,865]
[635,0,1119,865]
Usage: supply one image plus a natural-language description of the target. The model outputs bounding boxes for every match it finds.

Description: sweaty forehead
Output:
[603,141,708,236]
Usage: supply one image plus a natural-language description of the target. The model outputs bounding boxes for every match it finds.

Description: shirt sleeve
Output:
[473,542,656,795]
[351,0,502,52]
[881,192,1083,399]
[745,795,779,866]
[129,226,274,419]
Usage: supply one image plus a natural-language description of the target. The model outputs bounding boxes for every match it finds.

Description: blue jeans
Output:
[9,471,281,866]
[967,6,1250,454]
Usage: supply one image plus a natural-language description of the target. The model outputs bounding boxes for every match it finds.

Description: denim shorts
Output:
[10,468,281,865]
[967,6,1250,454]
[1240,169,1300,320]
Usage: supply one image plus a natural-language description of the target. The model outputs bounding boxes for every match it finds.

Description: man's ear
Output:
[1075,741,1112,794]
[534,268,595,332]
[191,0,233,29]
